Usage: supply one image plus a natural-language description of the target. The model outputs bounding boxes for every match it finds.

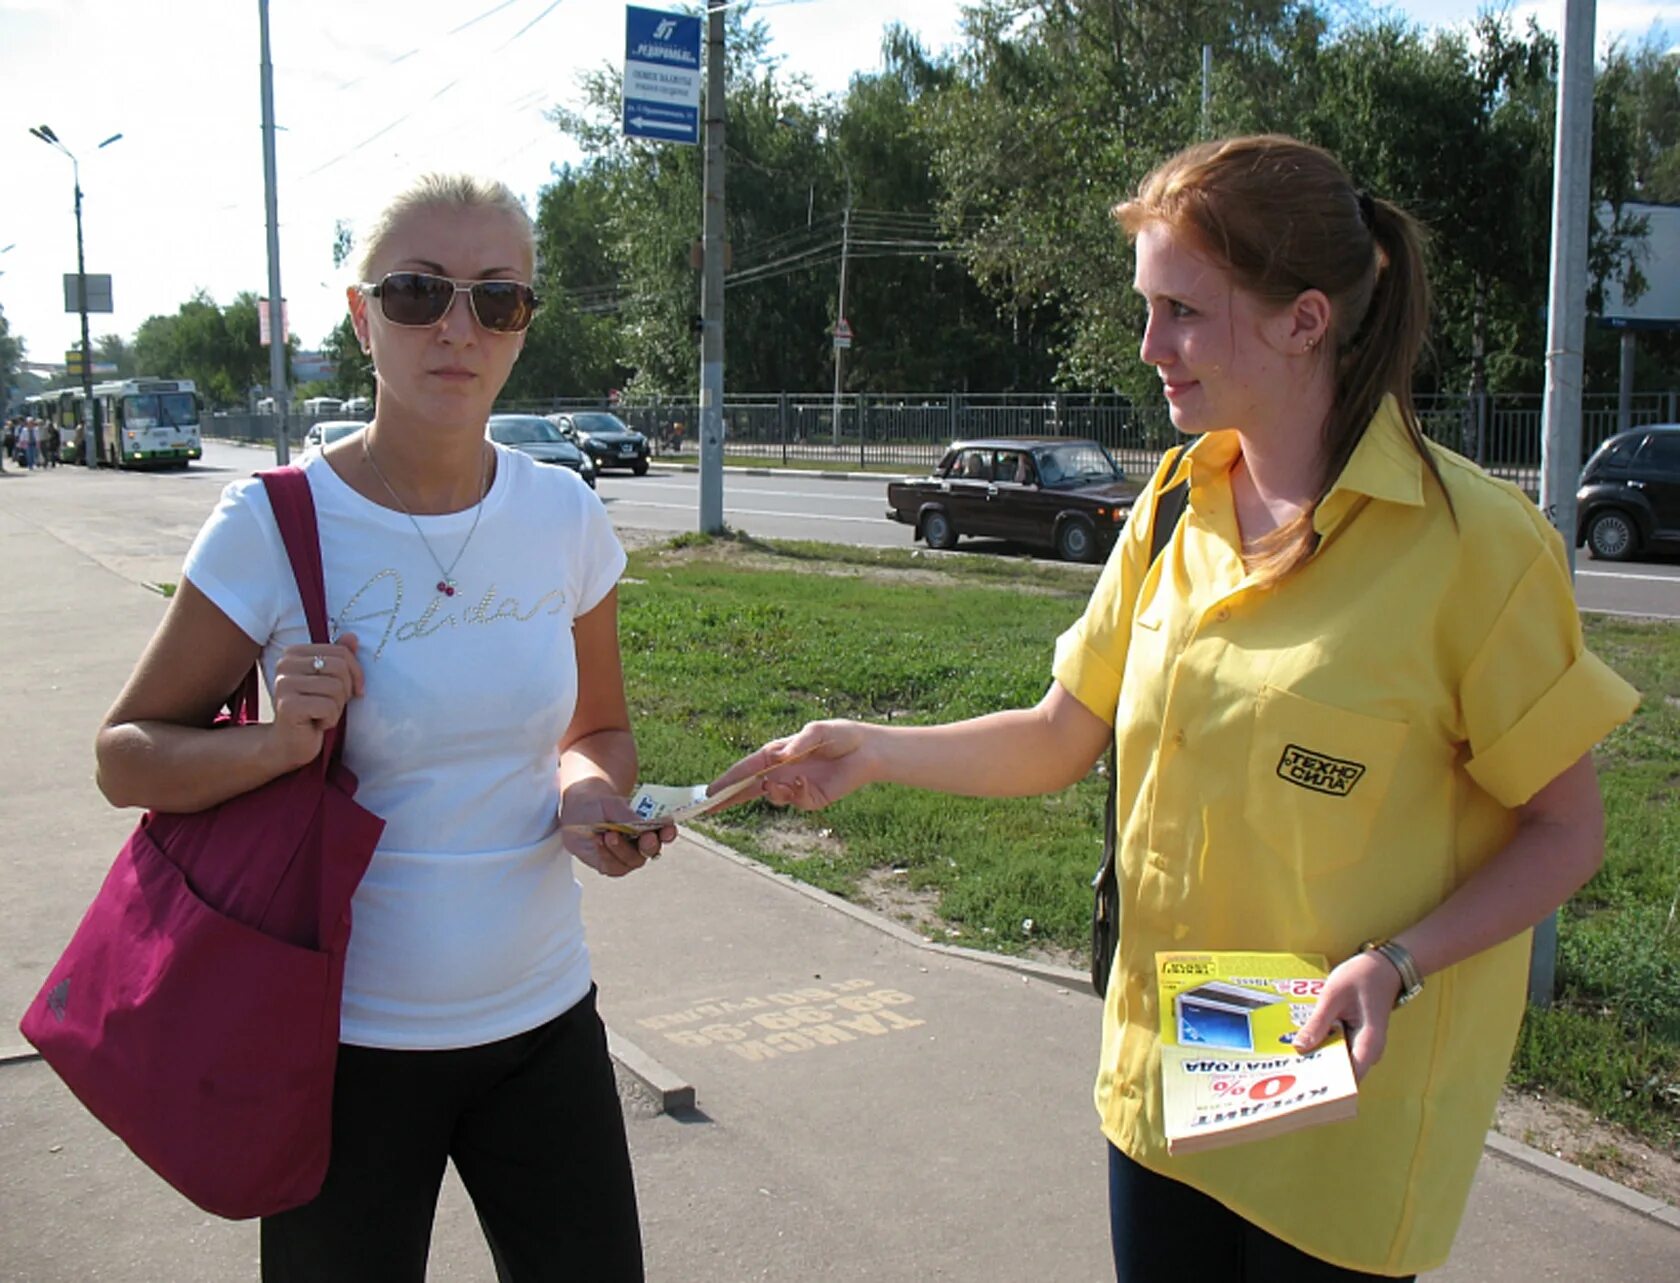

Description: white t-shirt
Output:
[183,445,626,1049]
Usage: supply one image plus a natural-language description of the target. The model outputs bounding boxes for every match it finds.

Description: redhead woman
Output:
[95,174,667,1282]
[716,136,1638,1280]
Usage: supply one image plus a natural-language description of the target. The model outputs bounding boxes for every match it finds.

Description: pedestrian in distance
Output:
[715,134,1638,1282]
[44,421,60,468]
[94,172,669,1283]
[1,417,13,472]
[20,417,39,470]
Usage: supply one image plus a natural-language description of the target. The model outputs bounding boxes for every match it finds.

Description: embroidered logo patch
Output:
[1276,745,1366,797]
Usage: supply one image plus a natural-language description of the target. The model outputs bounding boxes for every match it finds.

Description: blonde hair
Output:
[356,173,536,282]
[1115,135,1447,584]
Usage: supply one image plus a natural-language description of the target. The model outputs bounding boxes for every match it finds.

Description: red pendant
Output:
[438,581,455,597]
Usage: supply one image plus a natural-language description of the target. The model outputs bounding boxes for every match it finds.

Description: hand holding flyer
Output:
[1156,951,1359,1155]
[567,747,818,839]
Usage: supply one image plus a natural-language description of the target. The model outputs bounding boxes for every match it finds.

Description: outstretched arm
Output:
[711,679,1112,810]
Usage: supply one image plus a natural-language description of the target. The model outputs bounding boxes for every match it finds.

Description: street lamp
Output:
[29,125,123,468]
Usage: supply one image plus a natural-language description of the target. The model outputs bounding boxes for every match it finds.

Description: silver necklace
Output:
[362,435,490,598]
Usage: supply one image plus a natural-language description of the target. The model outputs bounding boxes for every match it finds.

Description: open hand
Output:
[710,720,873,812]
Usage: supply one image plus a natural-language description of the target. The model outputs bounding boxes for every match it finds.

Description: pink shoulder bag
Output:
[19,467,384,1219]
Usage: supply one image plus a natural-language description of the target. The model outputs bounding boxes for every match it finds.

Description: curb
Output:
[606,1027,696,1114]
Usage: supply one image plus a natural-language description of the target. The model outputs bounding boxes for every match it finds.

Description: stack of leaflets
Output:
[1156,951,1358,1155]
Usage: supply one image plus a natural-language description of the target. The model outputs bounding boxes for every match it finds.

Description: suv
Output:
[548,411,650,475]
[1576,424,1680,561]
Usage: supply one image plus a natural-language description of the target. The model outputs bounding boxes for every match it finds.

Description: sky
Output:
[1,0,1675,373]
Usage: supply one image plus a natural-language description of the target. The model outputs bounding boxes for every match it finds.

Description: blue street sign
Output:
[623,6,701,146]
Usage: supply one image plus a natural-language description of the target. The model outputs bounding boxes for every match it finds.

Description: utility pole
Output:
[1533,0,1597,1007]
[697,0,725,533]
[259,0,290,465]
[831,194,851,447]
[1201,45,1212,136]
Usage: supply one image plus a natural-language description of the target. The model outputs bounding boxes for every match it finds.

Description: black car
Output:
[550,411,650,476]
[1576,424,1680,561]
[486,414,597,488]
[886,437,1141,562]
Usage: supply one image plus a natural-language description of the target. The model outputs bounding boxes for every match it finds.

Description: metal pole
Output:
[1201,45,1212,136]
[696,0,725,533]
[1533,0,1597,1008]
[259,0,290,465]
[1617,331,1635,434]
[831,197,850,448]
[72,158,97,467]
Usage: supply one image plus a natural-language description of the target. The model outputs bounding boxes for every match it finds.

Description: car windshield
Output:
[488,416,564,444]
[569,413,629,434]
[1036,443,1121,486]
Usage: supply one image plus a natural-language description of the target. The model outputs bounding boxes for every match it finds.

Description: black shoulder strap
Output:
[1095,444,1190,915]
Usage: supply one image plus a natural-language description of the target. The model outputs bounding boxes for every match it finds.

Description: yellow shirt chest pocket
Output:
[1245,684,1410,874]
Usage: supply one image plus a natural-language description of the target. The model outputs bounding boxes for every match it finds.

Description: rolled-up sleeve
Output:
[1461,543,1639,808]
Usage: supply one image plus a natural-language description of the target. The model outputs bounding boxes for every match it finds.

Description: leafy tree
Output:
[93,333,137,378]
[130,291,288,407]
[0,305,24,405]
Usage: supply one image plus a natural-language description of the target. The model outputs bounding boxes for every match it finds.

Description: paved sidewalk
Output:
[2,464,1676,1281]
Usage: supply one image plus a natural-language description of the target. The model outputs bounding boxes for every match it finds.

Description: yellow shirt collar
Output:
[1162,395,1425,537]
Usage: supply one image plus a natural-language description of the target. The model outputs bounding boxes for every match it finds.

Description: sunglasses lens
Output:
[378,272,454,326]
[470,281,536,333]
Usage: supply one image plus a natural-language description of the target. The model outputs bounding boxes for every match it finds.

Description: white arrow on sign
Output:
[628,115,692,134]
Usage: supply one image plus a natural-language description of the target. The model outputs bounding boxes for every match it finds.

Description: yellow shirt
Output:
[1052,398,1639,1276]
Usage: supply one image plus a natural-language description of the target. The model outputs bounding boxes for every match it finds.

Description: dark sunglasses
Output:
[363,272,540,333]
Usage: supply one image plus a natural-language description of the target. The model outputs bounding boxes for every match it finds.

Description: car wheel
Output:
[921,509,957,550]
[1056,516,1099,563]
[632,460,649,476]
[1585,508,1638,561]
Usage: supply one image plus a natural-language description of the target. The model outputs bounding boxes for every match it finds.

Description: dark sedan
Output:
[1576,424,1680,561]
[486,414,597,488]
[887,438,1141,562]
[549,411,650,476]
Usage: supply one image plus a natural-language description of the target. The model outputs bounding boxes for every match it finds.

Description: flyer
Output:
[1155,951,1358,1155]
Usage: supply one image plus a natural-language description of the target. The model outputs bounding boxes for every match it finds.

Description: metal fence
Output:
[210,388,1680,491]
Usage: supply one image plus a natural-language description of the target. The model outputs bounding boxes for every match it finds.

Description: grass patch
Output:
[148,582,178,598]
[623,536,1680,1149]
[1508,614,1680,1147]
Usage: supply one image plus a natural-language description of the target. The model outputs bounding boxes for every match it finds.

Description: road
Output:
[168,441,1680,621]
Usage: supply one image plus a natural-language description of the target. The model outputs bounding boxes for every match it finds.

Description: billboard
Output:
[1599,202,1680,330]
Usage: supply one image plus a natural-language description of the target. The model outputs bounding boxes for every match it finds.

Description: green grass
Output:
[1508,615,1680,1145]
[622,537,1680,1149]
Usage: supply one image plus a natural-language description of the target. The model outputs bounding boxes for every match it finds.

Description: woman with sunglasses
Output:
[95,173,663,1281]
[715,136,1638,1280]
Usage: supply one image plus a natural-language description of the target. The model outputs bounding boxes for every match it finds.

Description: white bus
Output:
[88,378,203,468]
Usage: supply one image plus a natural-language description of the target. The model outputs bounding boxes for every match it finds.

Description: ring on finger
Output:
[311,655,327,674]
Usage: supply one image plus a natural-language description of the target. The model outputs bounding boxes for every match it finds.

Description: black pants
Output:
[1108,1146,1414,1282]
[262,987,642,1283]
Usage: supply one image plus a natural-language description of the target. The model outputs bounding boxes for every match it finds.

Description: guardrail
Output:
[208,388,1680,489]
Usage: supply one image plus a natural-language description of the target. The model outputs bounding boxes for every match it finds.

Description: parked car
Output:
[302,419,366,452]
[886,437,1141,562]
[486,414,597,488]
[548,411,650,475]
[341,396,372,416]
[1575,423,1680,561]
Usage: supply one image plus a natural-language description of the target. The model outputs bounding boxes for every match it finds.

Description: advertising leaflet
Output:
[1156,951,1358,1155]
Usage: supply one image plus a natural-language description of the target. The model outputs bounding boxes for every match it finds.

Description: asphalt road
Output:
[181,441,1680,620]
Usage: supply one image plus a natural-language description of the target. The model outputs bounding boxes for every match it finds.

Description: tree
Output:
[131,291,286,407]
[93,333,137,378]
[0,305,24,406]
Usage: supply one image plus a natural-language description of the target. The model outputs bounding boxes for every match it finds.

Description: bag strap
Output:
[1094,444,1191,913]
[257,467,347,769]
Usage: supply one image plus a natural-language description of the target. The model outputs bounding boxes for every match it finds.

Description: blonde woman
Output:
[96,175,666,1281]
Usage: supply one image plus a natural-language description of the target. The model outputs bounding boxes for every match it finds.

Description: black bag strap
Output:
[1093,445,1190,941]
